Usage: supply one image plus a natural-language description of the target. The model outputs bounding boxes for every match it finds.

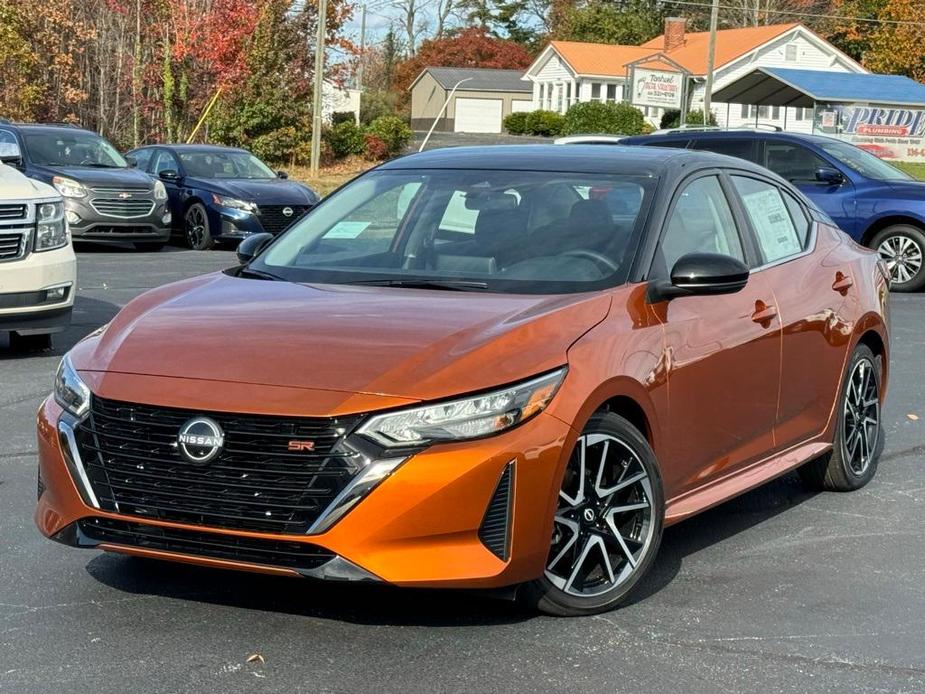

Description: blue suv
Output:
[621,129,925,291]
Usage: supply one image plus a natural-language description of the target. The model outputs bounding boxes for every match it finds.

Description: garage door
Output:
[454,98,503,133]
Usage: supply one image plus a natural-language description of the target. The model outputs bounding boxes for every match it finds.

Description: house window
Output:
[758,105,769,119]
[772,106,780,120]
[607,84,617,102]
[794,107,806,121]
[740,104,749,118]
[785,44,798,61]
[591,83,601,100]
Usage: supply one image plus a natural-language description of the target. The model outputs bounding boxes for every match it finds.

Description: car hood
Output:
[188,178,319,205]
[0,163,58,200]
[33,165,155,189]
[70,272,611,402]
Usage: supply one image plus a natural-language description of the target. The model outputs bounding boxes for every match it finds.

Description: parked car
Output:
[124,144,319,250]
[0,122,171,251]
[620,129,925,291]
[37,145,889,616]
[0,160,76,350]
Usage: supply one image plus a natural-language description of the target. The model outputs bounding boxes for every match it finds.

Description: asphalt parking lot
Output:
[1,246,924,693]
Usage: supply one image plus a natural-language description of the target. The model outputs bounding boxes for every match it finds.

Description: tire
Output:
[184,203,214,251]
[9,332,53,352]
[521,412,665,616]
[799,344,883,492]
[871,224,925,292]
[133,242,165,252]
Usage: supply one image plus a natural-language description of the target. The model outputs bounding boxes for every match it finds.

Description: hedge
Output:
[503,111,530,135]
[524,110,566,137]
[564,101,647,136]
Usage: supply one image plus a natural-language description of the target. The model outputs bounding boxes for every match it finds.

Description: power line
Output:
[666,0,925,28]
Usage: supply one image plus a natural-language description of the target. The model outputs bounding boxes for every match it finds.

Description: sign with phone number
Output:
[813,103,925,162]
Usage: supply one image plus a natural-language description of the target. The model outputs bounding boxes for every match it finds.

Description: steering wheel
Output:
[561,249,619,273]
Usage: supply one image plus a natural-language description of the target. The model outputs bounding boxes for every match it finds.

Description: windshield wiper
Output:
[346,278,489,291]
[238,266,287,282]
[83,163,123,168]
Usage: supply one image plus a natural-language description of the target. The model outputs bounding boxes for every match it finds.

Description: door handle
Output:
[751,300,778,325]
[832,272,853,294]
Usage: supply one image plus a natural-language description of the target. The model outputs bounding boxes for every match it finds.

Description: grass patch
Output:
[286,156,375,195]
[894,162,925,180]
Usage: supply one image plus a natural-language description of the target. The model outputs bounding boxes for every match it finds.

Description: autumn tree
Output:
[554,0,664,45]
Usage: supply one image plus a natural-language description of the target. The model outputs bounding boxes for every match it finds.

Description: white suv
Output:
[0,161,76,350]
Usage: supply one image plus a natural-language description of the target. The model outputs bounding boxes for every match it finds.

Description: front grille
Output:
[478,462,514,560]
[0,204,26,220]
[75,396,362,534]
[0,229,28,261]
[78,517,335,571]
[90,198,155,218]
[257,205,311,234]
[90,187,150,195]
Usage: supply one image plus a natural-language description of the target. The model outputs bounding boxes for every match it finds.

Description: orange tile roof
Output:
[640,23,800,74]
[550,23,800,77]
[549,42,660,77]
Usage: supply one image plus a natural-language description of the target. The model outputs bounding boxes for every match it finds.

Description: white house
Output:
[522,20,867,131]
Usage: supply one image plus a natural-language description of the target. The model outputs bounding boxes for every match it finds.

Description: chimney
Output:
[664,17,687,52]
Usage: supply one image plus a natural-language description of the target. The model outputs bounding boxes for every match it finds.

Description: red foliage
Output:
[393,28,534,95]
[363,134,388,161]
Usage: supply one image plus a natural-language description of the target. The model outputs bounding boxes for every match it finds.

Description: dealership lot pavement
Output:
[1,247,924,693]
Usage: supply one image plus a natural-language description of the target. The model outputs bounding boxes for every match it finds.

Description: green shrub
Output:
[330,111,356,126]
[503,111,530,135]
[360,90,401,125]
[524,110,566,137]
[366,115,412,156]
[325,120,365,158]
[563,101,648,136]
[659,108,717,129]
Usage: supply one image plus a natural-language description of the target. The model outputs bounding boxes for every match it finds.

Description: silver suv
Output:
[0,122,171,251]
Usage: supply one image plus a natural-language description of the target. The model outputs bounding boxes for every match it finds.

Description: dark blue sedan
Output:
[125,144,319,250]
[621,130,925,291]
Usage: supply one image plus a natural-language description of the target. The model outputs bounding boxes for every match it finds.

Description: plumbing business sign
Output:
[814,103,925,161]
[631,68,684,109]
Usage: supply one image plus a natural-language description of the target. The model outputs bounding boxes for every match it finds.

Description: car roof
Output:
[3,123,98,136]
[623,130,845,147]
[139,144,247,154]
[377,144,759,177]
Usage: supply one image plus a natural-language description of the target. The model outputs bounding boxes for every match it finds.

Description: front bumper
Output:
[36,395,574,588]
[213,204,311,242]
[65,197,170,242]
[0,243,75,334]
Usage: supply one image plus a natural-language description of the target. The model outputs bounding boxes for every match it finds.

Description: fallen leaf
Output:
[246,654,265,665]
[908,414,920,421]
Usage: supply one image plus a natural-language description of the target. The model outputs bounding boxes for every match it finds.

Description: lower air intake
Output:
[478,461,514,561]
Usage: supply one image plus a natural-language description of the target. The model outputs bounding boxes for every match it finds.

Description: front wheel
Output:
[184,203,214,251]
[872,225,925,292]
[799,344,883,491]
[521,412,664,616]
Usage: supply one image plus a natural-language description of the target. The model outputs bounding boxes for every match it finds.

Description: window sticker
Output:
[326,221,371,239]
[742,188,801,259]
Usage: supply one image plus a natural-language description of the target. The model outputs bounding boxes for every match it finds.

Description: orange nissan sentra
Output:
[37,146,890,616]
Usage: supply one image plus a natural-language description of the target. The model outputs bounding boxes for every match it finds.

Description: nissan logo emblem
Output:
[176,417,225,465]
[282,206,294,217]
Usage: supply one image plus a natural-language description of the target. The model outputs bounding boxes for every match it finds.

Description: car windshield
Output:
[178,151,276,179]
[818,140,912,181]
[250,169,654,294]
[24,131,127,168]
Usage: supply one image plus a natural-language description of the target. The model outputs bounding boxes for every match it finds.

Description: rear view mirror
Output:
[125,155,138,168]
[815,167,844,185]
[0,141,22,164]
[158,169,181,182]
[648,252,749,302]
[236,232,274,264]
[277,170,289,179]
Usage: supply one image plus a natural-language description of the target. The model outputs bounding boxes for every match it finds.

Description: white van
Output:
[0,161,76,350]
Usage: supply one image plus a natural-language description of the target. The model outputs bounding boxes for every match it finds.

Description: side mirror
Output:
[648,252,749,302]
[0,141,22,165]
[276,170,289,179]
[158,169,181,182]
[236,232,274,264]
[814,167,844,185]
[125,155,138,168]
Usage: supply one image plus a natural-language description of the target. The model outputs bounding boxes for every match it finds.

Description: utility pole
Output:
[356,3,366,125]
[310,0,329,177]
[702,0,719,126]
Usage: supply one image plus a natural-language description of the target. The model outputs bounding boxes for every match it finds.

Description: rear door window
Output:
[689,138,758,163]
[731,176,803,263]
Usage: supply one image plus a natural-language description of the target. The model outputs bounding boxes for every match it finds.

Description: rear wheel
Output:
[799,344,883,491]
[184,203,214,251]
[872,224,925,292]
[521,412,664,616]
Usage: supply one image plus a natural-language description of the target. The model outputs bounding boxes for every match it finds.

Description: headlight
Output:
[357,368,567,448]
[52,176,87,198]
[212,193,257,213]
[35,201,68,252]
[153,180,168,201]
[54,354,90,417]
